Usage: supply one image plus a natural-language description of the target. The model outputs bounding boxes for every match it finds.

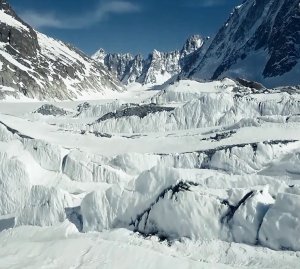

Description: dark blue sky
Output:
[10,0,242,56]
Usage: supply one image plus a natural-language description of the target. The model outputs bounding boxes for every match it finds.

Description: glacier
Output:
[0,0,299,267]
[0,78,299,268]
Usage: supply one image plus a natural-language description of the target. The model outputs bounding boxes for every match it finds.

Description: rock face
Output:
[93,35,206,85]
[184,0,300,87]
[0,0,123,100]
[180,34,205,58]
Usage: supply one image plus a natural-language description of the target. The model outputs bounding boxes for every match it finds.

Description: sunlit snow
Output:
[0,79,300,268]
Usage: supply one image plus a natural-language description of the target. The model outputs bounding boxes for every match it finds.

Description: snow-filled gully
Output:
[0,79,300,268]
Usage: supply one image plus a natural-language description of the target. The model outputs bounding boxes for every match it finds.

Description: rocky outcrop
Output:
[0,0,123,100]
[184,0,300,87]
[180,34,204,58]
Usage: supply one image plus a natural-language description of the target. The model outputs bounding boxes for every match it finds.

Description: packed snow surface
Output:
[0,78,300,268]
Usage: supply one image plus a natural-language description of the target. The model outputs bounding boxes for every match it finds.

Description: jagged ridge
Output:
[0,0,124,100]
[93,35,207,85]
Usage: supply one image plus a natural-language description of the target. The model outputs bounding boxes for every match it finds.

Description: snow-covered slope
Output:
[0,78,300,268]
[93,35,206,86]
[0,0,123,101]
[0,0,299,266]
[184,0,300,87]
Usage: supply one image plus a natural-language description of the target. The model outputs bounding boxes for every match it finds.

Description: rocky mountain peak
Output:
[180,34,204,58]
[0,0,12,13]
[0,1,39,57]
[92,48,106,63]
[0,0,33,30]
[94,35,206,85]
[185,0,300,87]
[151,49,161,57]
[0,1,123,100]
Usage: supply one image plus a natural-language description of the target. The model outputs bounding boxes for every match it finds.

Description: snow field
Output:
[0,79,300,268]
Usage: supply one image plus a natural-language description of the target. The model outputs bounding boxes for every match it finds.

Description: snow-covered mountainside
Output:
[0,78,300,268]
[0,0,299,267]
[0,0,123,101]
[93,35,206,85]
[184,0,300,87]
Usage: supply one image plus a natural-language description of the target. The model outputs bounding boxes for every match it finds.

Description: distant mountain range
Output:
[92,35,207,85]
[0,0,123,100]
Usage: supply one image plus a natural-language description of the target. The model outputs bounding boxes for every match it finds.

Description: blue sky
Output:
[10,0,242,56]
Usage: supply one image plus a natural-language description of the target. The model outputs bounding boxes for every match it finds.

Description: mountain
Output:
[93,35,207,85]
[184,0,300,87]
[180,34,205,58]
[0,0,123,100]
[1,0,300,267]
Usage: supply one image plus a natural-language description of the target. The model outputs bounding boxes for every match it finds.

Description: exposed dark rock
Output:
[0,0,39,57]
[197,140,297,156]
[236,78,266,91]
[90,131,112,138]
[185,0,300,87]
[95,104,175,122]
[197,140,297,170]
[201,131,236,142]
[122,134,148,139]
[76,102,91,113]
[0,1,123,100]
[34,104,69,116]
[180,35,204,58]
[263,0,300,77]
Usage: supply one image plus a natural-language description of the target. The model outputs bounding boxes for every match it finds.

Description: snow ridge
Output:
[0,1,124,101]
[183,0,300,87]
